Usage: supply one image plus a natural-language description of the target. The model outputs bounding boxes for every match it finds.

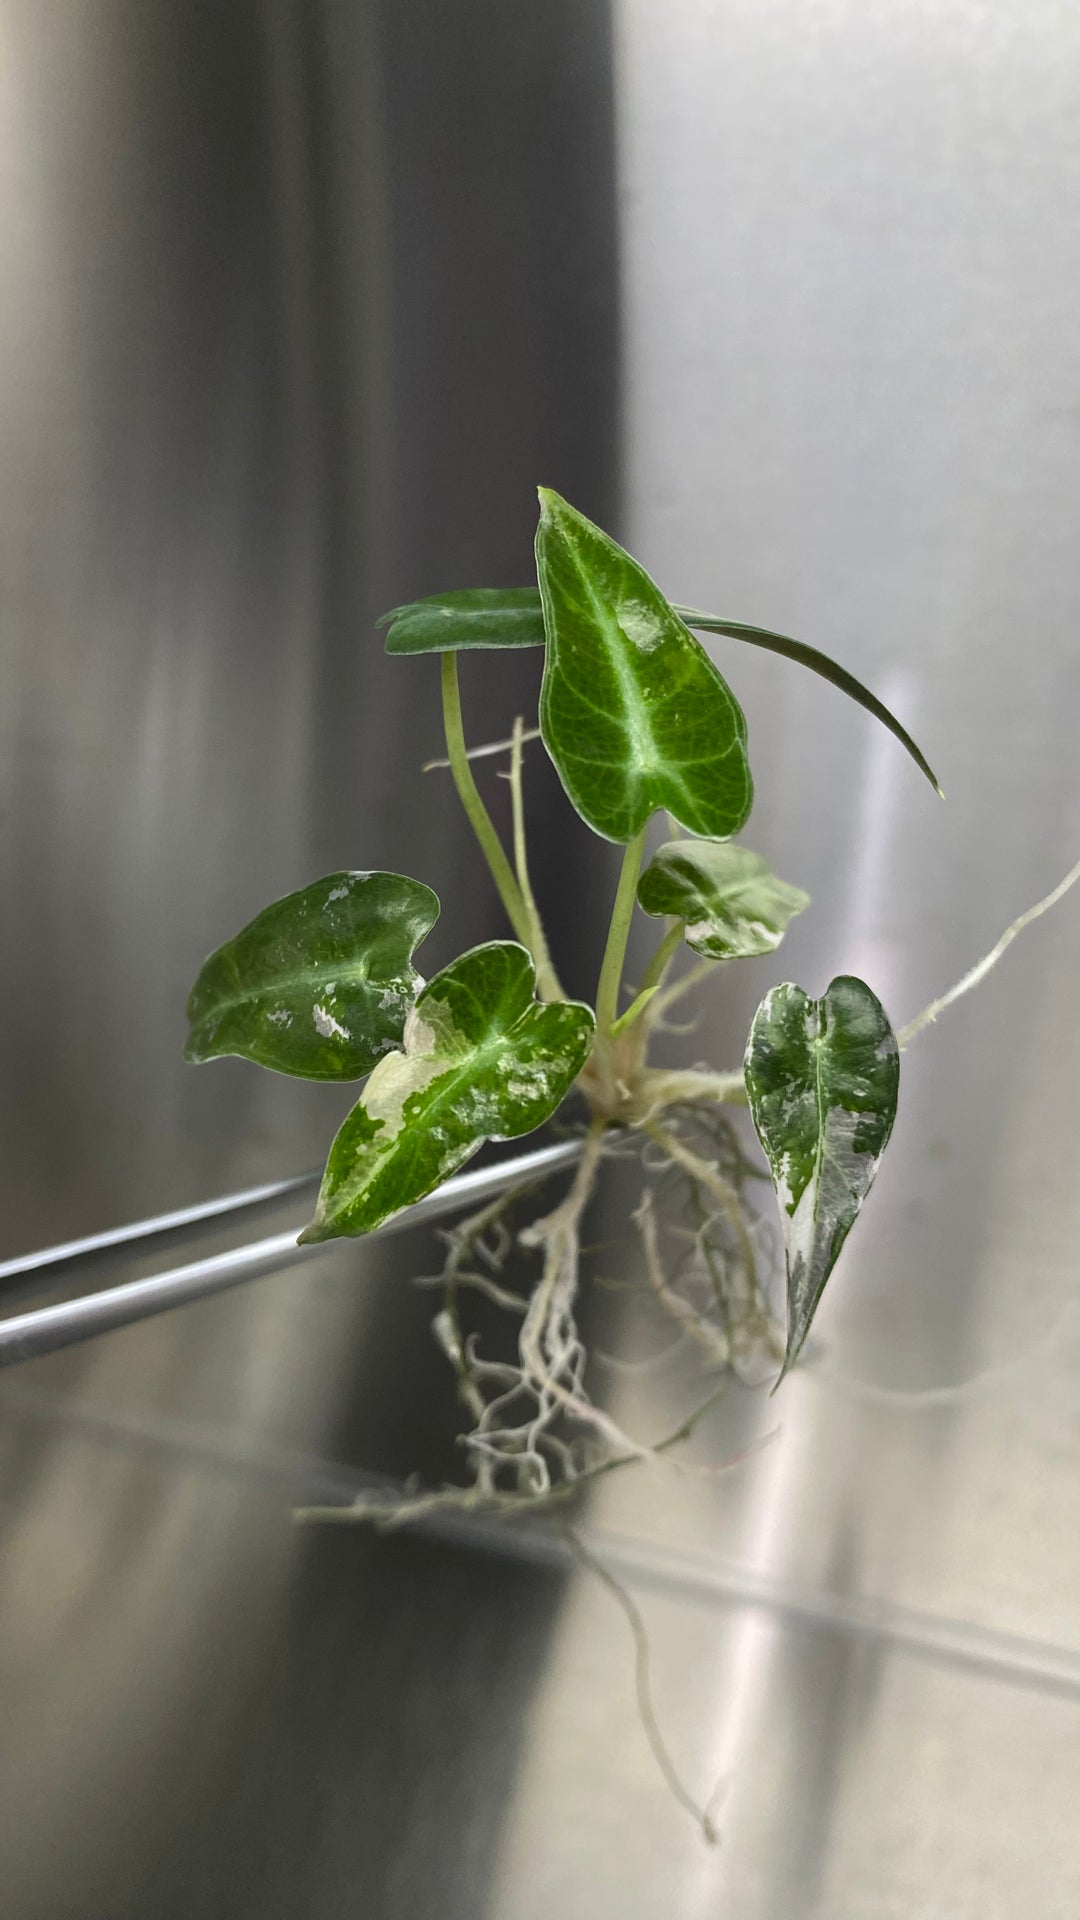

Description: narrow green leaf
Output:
[676,609,942,796]
[186,871,439,1081]
[535,490,753,844]
[299,942,594,1241]
[744,976,899,1384]
[380,588,545,655]
[638,841,809,960]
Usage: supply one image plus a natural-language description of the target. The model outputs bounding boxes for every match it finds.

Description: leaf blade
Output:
[186,871,439,1081]
[745,975,899,1383]
[300,942,594,1240]
[638,841,809,959]
[676,608,942,797]
[380,588,546,655]
[535,491,753,844]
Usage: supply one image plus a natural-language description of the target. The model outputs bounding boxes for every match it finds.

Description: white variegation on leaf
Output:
[637,841,809,960]
[300,942,594,1241]
[744,975,899,1385]
[185,870,439,1081]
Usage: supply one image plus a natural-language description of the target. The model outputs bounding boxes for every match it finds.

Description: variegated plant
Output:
[184,488,1080,1843]
[188,488,933,1412]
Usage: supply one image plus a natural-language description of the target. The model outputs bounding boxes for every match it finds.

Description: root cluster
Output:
[328,1096,783,1533]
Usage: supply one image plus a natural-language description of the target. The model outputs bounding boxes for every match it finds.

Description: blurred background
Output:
[1,2,1079,1914]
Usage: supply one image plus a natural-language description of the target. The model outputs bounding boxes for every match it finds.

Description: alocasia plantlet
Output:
[189,487,934,1399]
[184,484,1080,1841]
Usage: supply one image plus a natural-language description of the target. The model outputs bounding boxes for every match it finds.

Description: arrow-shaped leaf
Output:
[186,871,439,1081]
[535,490,753,844]
[299,942,594,1241]
[380,583,939,795]
[745,976,899,1384]
[638,841,809,959]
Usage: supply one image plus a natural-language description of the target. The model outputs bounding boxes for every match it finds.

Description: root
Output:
[299,1099,783,1842]
[308,1101,780,1528]
[898,853,1080,1047]
[562,1523,723,1846]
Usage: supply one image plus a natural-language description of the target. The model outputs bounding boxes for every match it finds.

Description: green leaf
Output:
[744,976,899,1384]
[299,942,594,1241]
[676,609,942,796]
[186,871,439,1081]
[535,490,753,844]
[380,588,546,654]
[379,581,941,798]
[637,841,809,960]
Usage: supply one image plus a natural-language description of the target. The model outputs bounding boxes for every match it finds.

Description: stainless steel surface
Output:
[0,1138,584,1365]
[2,2,1080,1916]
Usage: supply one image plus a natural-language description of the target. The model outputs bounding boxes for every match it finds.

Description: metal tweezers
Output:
[0,1139,584,1371]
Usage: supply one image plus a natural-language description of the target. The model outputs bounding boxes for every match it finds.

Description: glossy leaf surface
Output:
[186,871,439,1081]
[299,942,594,1241]
[745,975,899,1383]
[638,841,810,959]
[379,582,939,796]
[535,491,753,843]
[381,588,545,654]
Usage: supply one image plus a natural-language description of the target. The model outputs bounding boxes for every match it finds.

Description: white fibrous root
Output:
[318,1099,782,1534]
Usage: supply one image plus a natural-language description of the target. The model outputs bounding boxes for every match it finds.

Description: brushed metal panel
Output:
[3,1,1080,1916]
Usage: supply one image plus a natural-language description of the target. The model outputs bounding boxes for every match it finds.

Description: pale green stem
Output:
[610,985,660,1039]
[595,828,648,1043]
[650,955,720,1020]
[508,716,566,1002]
[639,919,686,994]
[441,651,533,950]
[610,922,685,1038]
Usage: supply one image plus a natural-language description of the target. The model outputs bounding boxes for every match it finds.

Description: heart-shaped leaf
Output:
[379,582,940,796]
[638,841,810,959]
[534,491,753,844]
[186,871,439,1081]
[745,975,899,1384]
[299,942,594,1241]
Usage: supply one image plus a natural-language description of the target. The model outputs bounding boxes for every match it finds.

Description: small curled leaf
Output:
[186,871,439,1081]
[745,975,899,1385]
[300,942,594,1241]
[638,841,809,960]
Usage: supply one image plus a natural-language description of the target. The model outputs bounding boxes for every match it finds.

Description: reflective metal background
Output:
[2,2,1079,1914]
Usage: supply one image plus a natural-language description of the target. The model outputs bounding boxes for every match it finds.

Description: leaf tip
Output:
[769,1348,798,1395]
[297,1216,333,1247]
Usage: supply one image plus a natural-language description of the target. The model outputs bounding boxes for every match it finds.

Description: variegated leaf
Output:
[745,976,899,1384]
